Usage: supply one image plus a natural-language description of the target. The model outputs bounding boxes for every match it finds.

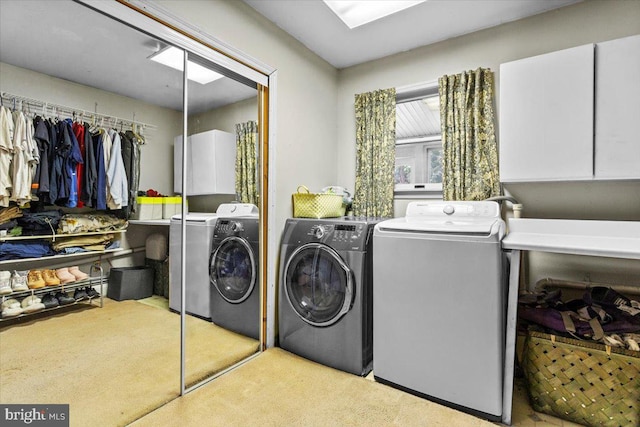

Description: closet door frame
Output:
[75,0,277,396]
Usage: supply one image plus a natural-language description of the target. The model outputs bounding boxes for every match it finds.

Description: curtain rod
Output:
[0,91,157,132]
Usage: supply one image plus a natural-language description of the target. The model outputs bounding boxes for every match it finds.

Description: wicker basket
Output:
[292,186,345,219]
[523,330,640,427]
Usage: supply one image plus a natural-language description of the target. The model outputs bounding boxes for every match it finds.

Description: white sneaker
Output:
[21,295,44,313]
[10,270,29,292]
[1,298,23,317]
[0,271,12,295]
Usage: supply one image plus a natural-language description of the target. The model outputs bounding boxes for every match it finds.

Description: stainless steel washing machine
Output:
[169,213,219,319]
[209,216,260,340]
[278,217,379,376]
[373,201,507,421]
[169,204,258,319]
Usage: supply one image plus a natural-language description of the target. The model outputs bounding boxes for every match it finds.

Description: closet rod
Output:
[0,91,157,132]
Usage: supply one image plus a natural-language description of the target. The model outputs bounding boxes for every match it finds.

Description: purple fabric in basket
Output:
[519,305,640,338]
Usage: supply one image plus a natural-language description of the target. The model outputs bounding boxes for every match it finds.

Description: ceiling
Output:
[243,0,582,69]
[0,0,257,114]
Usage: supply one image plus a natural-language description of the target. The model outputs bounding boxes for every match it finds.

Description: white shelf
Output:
[129,219,170,226]
[0,248,127,266]
[503,218,640,259]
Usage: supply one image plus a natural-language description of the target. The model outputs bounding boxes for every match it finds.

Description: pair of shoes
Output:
[68,266,89,281]
[74,288,89,301]
[27,270,45,289]
[86,286,100,299]
[55,291,75,306]
[56,267,76,284]
[1,298,23,317]
[21,295,45,313]
[0,271,12,295]
[11,271,29,292]
[42,269,61,286]
[41,293,59,309]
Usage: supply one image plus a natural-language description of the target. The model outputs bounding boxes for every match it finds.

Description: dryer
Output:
[278,217,379,376]
[209,216,260,339]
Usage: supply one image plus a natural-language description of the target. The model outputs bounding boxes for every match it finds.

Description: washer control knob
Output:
[312,225,325,239]
[230,221,243,233]
[443,205,455,215]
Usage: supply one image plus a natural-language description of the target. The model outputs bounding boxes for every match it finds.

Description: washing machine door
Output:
[209,236,256,303]
[283,243,353,327]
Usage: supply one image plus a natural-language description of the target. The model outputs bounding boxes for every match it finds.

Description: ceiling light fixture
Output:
[148,46,223,85]
[323,0,426,29]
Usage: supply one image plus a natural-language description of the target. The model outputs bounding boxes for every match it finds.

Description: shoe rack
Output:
[0,262,105,322]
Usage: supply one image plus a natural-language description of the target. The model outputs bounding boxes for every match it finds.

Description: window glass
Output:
[395,92,442,193]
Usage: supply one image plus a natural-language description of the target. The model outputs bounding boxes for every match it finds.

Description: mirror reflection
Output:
[0,0,262,422]
[181,51,260,385]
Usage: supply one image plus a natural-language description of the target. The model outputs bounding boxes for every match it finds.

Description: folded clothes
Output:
[0,241,55,260]
[57,213,128,234]
[17,210,64,235]
[0,206,23,224]
[51,233,115,251]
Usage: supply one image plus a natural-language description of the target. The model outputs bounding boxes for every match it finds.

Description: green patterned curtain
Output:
[235,121,258,205]
[353,88,396,218]
[439,68,501,201]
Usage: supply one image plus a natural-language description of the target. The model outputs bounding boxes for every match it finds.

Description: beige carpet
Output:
[132,348,496,427]
[0,299,259,427]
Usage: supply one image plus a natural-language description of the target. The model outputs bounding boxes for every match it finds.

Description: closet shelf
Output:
[0,248,126,266]
[0,229,126,242]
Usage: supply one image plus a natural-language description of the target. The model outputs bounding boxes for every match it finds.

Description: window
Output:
[395,83,442,194]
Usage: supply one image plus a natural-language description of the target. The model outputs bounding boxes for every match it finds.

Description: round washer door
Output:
[209,236,256,304]
[283,243,353,327]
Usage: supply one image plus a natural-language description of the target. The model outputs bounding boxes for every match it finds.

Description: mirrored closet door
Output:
[0,0,270,407]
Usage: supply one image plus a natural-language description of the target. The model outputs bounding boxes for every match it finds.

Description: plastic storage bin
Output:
[131,196,163,220]
[107,266,154,301]
[162,196,182,219]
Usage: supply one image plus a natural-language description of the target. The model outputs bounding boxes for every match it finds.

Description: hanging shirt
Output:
[63,118,83,208]
[72,122,85,208]
[10,110,36,206]
[107,129,128,209]
[81,122,97,208]
[93,129,109,210]
[0,106,14,207]
[33,116,51,197]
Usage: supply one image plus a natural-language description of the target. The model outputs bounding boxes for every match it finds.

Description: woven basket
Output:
[523,330,640,427]
[292,186,345,219]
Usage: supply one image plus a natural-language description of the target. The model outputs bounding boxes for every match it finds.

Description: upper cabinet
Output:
[499,35,640,182]
[174,130,236,196]
[595,35,640,179]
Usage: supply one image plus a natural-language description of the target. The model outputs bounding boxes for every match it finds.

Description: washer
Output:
[169,204,257,319]
[278,217,379,376]
[169,213,219,319]
[209,216,260,339]
[372,201,507,421]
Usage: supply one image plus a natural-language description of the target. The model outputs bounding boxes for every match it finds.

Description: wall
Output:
[336,1,640,287]
[155,0,339,236]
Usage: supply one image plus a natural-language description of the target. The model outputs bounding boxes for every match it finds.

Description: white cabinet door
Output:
[499,44,595,182]
[595,35,640,179]
[173,130,236,195]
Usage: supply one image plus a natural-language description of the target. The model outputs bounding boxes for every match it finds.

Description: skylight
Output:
[148,46,224,85]
[323,0,427,29]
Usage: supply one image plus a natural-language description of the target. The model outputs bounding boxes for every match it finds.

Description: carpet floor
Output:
[0,298,259,427]
[131,348,496,427]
